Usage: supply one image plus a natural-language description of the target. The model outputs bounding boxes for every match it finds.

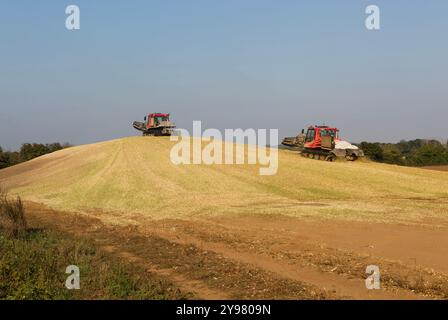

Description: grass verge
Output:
[0,228,191,300]
[0,190,191,300]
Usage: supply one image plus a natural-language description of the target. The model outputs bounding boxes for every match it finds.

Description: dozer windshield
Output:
[151,116,169,127]
[154,116,168,123]
[320,129,338,139]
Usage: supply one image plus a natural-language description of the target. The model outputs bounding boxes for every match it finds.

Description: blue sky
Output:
[0,1,447,149]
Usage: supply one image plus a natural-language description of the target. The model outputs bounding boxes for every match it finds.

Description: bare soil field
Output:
[25,201,448,300]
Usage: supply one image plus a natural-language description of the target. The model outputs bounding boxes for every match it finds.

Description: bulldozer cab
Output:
[304,126,339,148]
[319,127,338,149]
[147,113,170,128]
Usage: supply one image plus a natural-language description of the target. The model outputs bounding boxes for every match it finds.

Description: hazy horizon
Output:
[1,0,447,150]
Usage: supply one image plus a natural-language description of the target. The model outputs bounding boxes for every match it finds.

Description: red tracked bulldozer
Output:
[132,113,176,136]
[282,125,364,161]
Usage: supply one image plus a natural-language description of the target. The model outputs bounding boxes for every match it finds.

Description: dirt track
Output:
[422,165,448,172]
[26,202,448,300]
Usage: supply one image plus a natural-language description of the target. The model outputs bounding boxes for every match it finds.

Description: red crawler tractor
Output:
[282,125,364,161]
[132,113,176,136]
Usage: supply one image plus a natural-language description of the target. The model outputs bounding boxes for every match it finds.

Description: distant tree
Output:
[359,139,448,167]
[0,142,71,169]
[47,143,64,153]
[411,143,447,166]
[6,152,21,166]
[382,147,405,165]
[396,139,424,155]
[0,146,8,169]
[19,143,50,162]
[359,142,384,161]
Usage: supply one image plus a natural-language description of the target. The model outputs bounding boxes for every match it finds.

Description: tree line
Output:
[0,143,71,169]
[359,139,448,166]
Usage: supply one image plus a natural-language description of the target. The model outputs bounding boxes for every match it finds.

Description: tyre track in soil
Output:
[25,202,445,300]
[132,218,434,300]
[25,202,330,300]
[99,244,230,300]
